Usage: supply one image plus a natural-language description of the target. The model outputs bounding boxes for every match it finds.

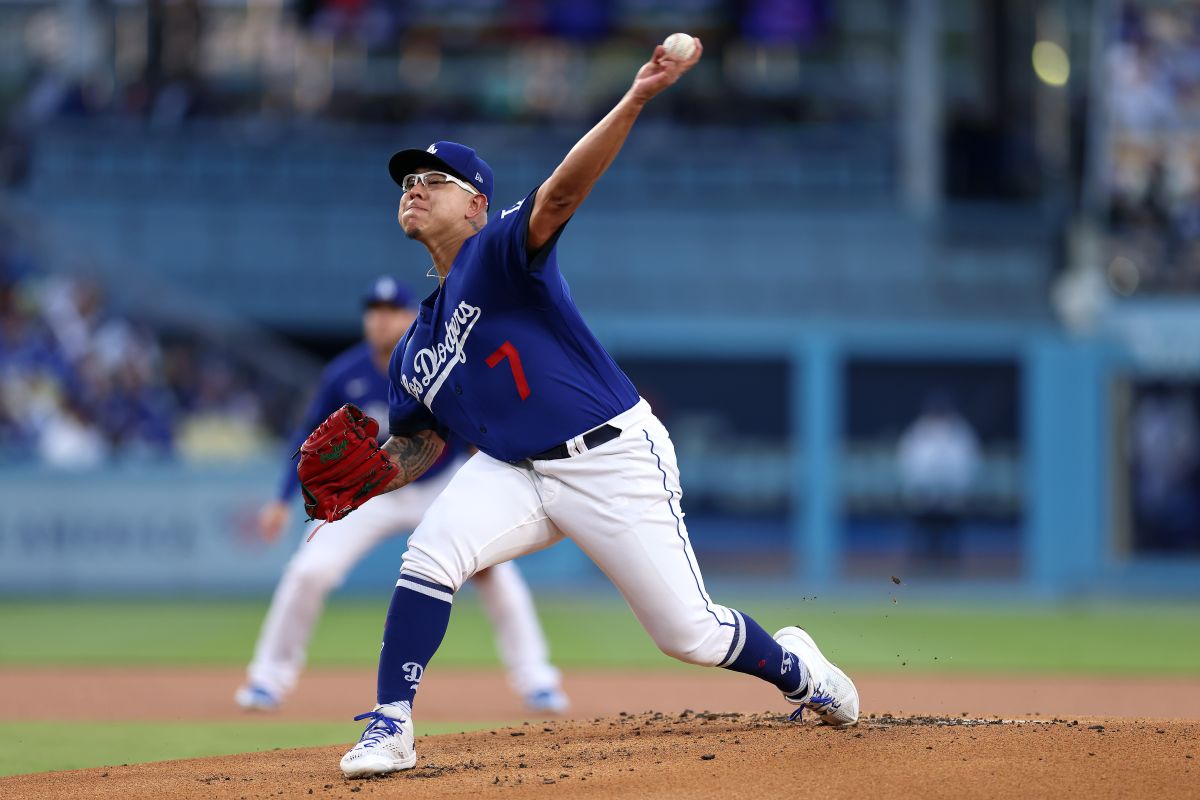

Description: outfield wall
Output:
[0,462,593,594]
[5,318,1197,598]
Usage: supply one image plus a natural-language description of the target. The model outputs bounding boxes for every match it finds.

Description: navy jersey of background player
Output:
[388,188,639,462]
[279,342,461,501]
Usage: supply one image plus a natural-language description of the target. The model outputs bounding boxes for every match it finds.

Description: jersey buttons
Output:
[455,384,463,395]
[479,425,488,434]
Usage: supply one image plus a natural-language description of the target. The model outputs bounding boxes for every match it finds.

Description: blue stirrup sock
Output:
[719,610,808,696]
[377,573,455,708]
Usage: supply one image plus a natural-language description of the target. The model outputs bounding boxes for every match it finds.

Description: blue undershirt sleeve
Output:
[276,371,341,502]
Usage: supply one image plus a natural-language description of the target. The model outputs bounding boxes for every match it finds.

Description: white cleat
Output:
[339,702,417,778]
[774,626,860,728]
[524,687,570,715]
[234,684,280,712]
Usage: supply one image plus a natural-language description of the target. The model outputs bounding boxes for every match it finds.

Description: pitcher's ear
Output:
[467,194,488,218]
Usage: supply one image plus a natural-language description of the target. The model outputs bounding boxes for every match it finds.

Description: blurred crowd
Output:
[0,0,856,137]
[1106,0,1200,293]
[0,220,290,467]
[1131,383,1200,554]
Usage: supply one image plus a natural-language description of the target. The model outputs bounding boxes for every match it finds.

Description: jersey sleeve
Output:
[388,381,442,436]
[275,366,343,501]
[479,185,571,300]
[387,334,445,438]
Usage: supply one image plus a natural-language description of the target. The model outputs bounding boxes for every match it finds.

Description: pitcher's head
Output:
[388,142,493,241]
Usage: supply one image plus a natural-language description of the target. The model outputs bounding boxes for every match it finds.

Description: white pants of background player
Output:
[403,399,743,669]
[246,460,562,699]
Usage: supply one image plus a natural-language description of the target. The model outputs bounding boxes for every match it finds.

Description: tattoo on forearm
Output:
[380,431,444,492]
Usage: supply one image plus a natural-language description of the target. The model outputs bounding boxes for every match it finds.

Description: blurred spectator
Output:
[542,0,613,41]
[1105,1,1200,293]
[36,394,109,468]
[896,391,981,571]
[132,0,210,121]
[0,218,287,467]
[738,0,831,45]
[1131,386,1200,553]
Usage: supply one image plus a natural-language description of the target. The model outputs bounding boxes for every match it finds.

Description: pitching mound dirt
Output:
[4,712,1196,800]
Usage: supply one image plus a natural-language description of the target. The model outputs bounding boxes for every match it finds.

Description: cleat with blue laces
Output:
[339,702,416,778]
[234,684,280,712]
[524,686,570,715]
[774,626,860,728]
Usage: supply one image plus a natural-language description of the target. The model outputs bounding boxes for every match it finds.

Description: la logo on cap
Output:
[427,143,438,154]
[475,172,483,182]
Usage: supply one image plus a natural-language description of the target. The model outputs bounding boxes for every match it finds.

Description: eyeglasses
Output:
[401,171,480,196]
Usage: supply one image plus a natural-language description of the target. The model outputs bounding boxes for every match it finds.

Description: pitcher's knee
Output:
[401,541,470,593]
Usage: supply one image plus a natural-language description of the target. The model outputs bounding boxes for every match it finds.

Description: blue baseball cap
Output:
[388,141,494,205]
[362,276,414,309]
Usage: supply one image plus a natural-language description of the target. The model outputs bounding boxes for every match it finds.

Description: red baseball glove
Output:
[297,404,396,523]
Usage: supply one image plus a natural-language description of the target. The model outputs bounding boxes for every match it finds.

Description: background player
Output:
[302,38,859,779]
[236,276,568,714]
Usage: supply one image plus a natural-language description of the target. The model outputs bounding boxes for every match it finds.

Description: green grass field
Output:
[2,596,1199,674]
[0,721,497,777]
[1,596,1198,777]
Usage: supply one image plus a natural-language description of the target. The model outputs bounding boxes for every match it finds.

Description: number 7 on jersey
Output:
[486,341,531,401]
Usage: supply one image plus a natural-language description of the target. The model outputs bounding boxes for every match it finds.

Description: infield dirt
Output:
[3,669,1200,798]
[3,711,1197,800]
[5,667,1200,721]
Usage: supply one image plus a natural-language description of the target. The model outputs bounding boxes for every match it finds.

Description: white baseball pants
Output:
[403,399,743,668]
[246,460,561,697]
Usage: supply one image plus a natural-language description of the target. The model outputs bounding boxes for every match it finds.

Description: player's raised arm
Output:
[527,37,702,252]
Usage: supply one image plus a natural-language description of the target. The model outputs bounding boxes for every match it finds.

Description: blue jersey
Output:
[278,342,462,500]
[387,187,639,462]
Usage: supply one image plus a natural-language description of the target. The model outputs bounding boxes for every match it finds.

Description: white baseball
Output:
[662,32,696,62]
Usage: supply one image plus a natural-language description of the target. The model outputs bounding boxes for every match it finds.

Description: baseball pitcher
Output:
[295,38,859,778]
